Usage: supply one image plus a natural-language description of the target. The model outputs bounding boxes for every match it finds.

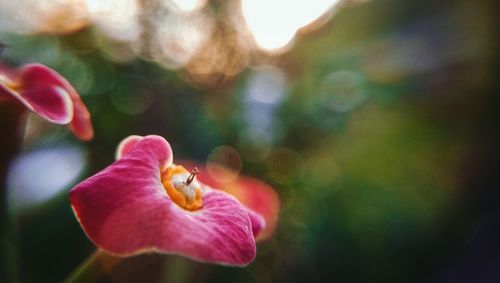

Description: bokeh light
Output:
[242,66,286,142]
[319,70,368,112]
[241,0,341,52]
[0,0,89,34]
[170,0,207,13]
[7,145,86,211]
[206,146,241,183]
[151,10,214,69]
[86,0,140,42]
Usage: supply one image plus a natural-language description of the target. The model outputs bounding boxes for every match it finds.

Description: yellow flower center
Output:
[161,165,203,211]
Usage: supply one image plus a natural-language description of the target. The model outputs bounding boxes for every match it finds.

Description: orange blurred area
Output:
[0,0,351,87]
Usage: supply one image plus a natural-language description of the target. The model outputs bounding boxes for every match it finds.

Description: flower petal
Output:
[70,135,256,266]
[114,135,174,169]
[246,208,266,238]
[115,135,144,160]
[19,64,94,140]
[180,161,280,241]
[66,92,93,140]
[0,83,17,101]
[12,85,73,124]
[1,64,73,123]
[229,176,280,241]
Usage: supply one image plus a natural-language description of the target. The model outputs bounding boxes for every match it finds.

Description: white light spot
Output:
[241,0,341,52]
[170,0,207,13]
[243,66,286,141]
[7,145,86,211]
[152,11,214,69]
[86,0,140,41]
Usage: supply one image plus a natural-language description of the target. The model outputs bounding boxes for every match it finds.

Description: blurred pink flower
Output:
[0,62,93,140]
[70,135,276,266]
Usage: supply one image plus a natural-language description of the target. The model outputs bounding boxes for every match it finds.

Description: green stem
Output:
[63,249,122,283]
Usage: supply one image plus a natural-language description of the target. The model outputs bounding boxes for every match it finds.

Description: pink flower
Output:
[0,62,93,140]
[70,135,278,266]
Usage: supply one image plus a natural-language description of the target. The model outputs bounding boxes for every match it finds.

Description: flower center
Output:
[161,165,203,211]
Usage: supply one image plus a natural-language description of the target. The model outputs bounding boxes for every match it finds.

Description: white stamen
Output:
[171,173,201,200]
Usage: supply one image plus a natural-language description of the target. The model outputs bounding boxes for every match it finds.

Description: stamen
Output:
[161,165,204,211]
[186,167,200,185]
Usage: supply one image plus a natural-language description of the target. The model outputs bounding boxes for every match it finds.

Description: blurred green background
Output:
[0,0,498,282]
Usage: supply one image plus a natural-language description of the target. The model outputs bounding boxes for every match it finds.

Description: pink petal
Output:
[0,83,17,101]
[230,177,280,241]
[66,92,93,140]
[246,208,266,238]
[16,86,73,124]
[0,82,73,124]
[1,64,71,123]
[180,161,280,241]
[117,143,277,241]
[114,135,173,169]
[115,135,144,160]
[70,135,256,266]
[19,64,94,140]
